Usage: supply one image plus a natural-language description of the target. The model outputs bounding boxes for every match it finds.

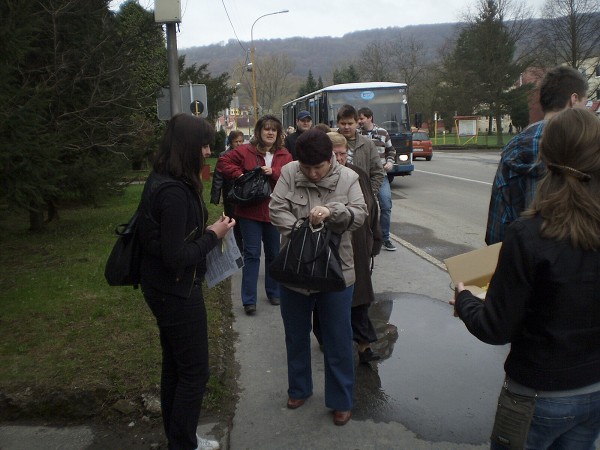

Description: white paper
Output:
[205,229,244,288]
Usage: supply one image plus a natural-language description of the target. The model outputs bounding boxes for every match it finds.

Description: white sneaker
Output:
[196,434,220,450]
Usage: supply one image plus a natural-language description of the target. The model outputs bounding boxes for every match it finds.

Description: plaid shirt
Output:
[359,125,396,165]
[485,121,546,245]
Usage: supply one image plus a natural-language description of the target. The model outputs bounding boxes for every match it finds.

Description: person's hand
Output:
[206,215,236,239]
[309,206,330,226]
[383,162,393,172]
[449,282,465,317]
[261,166,273,176]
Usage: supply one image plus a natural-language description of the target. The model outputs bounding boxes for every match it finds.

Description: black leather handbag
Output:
[227,167,272,204]
[269,218,346,292]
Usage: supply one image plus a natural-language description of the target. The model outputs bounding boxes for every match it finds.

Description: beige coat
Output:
[269,157,367,291]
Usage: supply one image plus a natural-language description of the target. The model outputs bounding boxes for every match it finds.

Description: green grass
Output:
[0,179,235,414]
[431,132,513,148]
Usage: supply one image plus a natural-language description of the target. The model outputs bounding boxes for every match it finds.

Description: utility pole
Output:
[166,23,181,117]
[155,1,182,117]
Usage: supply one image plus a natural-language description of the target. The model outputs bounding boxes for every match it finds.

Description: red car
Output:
[412,131,433,161]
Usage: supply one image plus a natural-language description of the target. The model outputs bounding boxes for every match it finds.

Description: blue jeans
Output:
[491,389,600,450]
[142,283,209,450]
[238,218,280,305]
[280,285,355,411]
[377,176,392,241]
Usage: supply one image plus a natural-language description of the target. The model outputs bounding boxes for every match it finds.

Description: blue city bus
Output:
[281,82,414,181]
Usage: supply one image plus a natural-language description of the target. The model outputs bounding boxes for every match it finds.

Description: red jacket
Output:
[217,143,292,222]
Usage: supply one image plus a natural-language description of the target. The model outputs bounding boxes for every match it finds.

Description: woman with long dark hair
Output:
[139,114,235,450]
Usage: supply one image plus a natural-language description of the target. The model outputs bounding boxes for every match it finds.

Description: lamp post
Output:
[250,9,289,118]
[231,82,241,130]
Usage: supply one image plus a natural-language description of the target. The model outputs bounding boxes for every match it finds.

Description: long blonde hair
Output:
[523,108,600,249]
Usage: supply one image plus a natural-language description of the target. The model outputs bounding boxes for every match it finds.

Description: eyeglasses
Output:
[333,152,347,156]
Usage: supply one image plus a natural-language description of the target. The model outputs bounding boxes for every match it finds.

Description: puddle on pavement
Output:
[352,292,508,444]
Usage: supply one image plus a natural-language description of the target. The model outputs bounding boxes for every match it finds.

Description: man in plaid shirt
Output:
[485,66,588,244]
[358,107,397,251]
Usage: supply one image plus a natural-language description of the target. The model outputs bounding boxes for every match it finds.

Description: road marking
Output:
[389,233,447,272]
[414,169,492,186]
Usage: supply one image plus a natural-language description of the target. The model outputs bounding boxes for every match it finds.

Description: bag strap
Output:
[289,218,334,264]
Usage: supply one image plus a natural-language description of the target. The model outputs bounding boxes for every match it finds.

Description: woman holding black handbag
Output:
[217,115,292,314]
[269,128,367,426]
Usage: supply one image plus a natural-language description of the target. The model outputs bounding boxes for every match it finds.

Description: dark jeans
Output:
[313,304,378,345]
[142,283,209,450]
[281,285,354,411]
[490,388,600,450]
[238,218,280,305]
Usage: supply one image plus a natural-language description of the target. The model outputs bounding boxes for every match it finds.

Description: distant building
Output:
[514,58,600,124]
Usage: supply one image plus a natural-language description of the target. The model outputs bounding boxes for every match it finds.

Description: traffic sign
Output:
[157,84,208,120]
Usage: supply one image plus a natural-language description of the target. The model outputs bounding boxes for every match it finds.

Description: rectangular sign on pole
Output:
[154,0,181,23]
[157,84,208,120]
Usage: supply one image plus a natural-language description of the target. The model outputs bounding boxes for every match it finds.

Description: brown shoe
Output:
[333,410,352,426]
[286,398,305,409]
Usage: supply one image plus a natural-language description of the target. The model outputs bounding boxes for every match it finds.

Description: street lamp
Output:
[250,9,289,117]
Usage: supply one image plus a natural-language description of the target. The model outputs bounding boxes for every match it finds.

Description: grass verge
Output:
[0,176,236,419]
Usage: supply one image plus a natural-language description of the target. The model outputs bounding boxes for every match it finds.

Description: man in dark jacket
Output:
[284,110,312,160]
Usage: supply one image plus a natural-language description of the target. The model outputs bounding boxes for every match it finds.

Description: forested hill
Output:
[181,23,458,82]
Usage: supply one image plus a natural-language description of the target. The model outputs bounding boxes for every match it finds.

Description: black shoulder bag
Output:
[269,218,346,292]
[104,210,142,288]
[227,154,272,204]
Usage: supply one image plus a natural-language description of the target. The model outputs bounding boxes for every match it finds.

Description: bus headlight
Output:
[399,154,409,162]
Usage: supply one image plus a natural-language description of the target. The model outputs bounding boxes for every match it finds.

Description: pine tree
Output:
[442,0,527,144]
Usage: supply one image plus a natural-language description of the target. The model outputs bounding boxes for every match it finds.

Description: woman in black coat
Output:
[451,108,600,450]
[139,114,235,450]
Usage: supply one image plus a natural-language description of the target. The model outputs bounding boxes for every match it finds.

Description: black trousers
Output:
[143,283,209,450]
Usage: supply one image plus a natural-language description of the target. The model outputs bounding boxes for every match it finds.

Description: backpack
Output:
[104,175,192,289]
[104,209,143,288]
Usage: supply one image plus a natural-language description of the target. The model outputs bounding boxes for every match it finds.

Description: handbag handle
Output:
[288,218,334,264]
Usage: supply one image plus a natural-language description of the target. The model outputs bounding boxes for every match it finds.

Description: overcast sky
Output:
[110,0,547,50]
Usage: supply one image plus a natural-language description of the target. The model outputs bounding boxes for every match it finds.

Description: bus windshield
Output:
[327,87,409,133]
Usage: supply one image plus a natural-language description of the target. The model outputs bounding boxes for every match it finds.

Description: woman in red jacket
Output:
[217,115,292,314]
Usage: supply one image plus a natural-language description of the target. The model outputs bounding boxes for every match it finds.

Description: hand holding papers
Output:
[205,228,243,288]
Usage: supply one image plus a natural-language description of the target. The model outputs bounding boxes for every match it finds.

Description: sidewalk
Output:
[227,234,493,450]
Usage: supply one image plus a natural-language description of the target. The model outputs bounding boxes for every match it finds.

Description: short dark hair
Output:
[228,130,244,143]
[357,107,373,119]
[251,114,284,151]
[296,129,333,165]
[314,123,331,133]
[154,113,214,193]
[540,66,588,113]
[337,104,358,122]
